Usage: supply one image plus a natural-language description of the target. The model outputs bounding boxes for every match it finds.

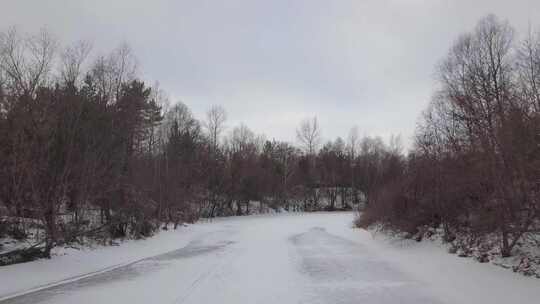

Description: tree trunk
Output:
[501,229,511,257]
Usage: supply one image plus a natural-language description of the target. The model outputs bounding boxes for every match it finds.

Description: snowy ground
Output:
[0,212,539,304]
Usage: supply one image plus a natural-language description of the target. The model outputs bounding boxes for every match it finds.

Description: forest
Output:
[1,14,539,270]
[0,26,402,262]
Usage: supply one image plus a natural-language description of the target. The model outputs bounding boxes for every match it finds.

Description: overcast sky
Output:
[2,0,540,148]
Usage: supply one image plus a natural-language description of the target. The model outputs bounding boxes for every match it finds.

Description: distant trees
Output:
[259,140,298,211]
[359,15,540,259]
[317,138,347,210]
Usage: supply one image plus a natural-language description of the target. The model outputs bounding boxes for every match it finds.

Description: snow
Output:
[0,222,212,300]
[0,237,31,254]
[0,212,539,304]
[335,225,540,304]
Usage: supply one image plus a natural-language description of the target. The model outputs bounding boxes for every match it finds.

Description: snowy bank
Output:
[1,212,539,304]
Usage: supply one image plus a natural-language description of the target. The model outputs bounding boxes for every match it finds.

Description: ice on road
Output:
[1,212,539,304]
[291,227,441,303]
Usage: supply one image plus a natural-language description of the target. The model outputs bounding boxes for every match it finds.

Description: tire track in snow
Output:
[291,227,445,304]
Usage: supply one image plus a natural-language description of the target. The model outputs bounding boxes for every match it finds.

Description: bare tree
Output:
[347,126,360,204]
[228,123,256,153]
[347,126,359,159]
[90,42,137,104]
[0,27,57,97]
[202,105,227,217]
[296,116,321,155]
[205,105,227,153]
[59,40,92,87]
[110,42,137,97]
[516,28,540,112]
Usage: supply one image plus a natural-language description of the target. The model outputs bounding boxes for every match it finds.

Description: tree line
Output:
[0,27,403,261]
[359,15,540,259]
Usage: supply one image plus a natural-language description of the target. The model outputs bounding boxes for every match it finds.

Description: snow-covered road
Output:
[1,212,539,304]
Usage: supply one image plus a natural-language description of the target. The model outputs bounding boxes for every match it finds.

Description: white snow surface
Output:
[0,212,538,304]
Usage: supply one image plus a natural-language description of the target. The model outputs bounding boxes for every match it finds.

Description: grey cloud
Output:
[2,0,540,147]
